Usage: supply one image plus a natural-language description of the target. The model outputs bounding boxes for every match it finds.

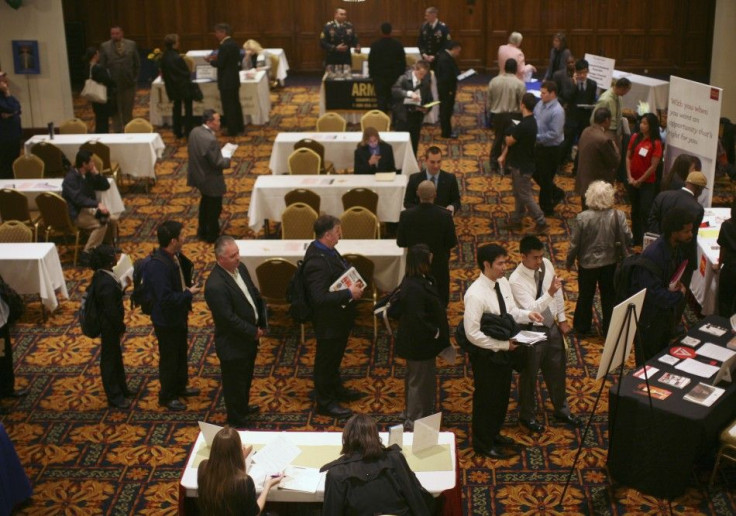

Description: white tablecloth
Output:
[0,243,68,312]
[611,70,670,112]
[236,239,406,292]
[149,70,271,127]
[0,178,125,217]
[248,174,407,231]
[186,48,289,84]
[268,132,419,175]
[181,430,456,500]
[24,134,165,180]
[690,208,730,315]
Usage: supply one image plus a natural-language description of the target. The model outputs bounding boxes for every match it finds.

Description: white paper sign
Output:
[584,53,615,91]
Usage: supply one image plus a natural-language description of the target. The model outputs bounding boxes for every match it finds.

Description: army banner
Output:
[324,78,378,111]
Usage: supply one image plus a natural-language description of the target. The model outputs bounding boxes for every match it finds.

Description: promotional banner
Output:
[324,78,378,111]
[665,76,722,207]
[584,53,615,91]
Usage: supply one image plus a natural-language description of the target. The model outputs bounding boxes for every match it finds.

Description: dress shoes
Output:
[179,387,200,397]
[160,399,187,411]
[4,387,29,398]
[520,418,545,433]
[316,402,353,419]
[535,222,549,234]
[0,405,9,415]
[473,445,518,459]
[246,404,260,415]
[554,413,584,428]
[108,398,131,409]
[442,132,459,139]
[336,388,365,402]
[494,434,517,446]
[123,387,139,398]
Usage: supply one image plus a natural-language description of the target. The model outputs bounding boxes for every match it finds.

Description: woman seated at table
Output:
[197,426,282,516]
[241,40,271,73]
[354,127,396,174]
[320,414,435,515]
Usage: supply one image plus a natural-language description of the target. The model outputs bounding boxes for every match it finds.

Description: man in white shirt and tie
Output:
[509,236,582,433]
[392,60,434,154]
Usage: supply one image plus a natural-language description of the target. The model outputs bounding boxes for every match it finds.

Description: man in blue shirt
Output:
[533,81,565,216]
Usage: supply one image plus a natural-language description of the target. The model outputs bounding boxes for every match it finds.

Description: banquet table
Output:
[611,69,670,112]
[268,131,419,175]
[247,174,408,231]
[150,70,271,126]
[0,177,125,217]
[236,239,406,292]
[186,48,289,84]
[24,134,165,180]
[689,208,730,315]
[350,46,422,70]
[0,243,69,313]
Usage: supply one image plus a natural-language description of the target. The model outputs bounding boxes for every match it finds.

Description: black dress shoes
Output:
[336,388,365,402]
[554,413,584,428]
[316,402,352,419]
[520,419,545,433]
[108,398,131,409]
[494,434,516,446]
[179,387,200,397]
[246,404,260,415]
[473,445,518,459]
[123,387,139,398]
[5,387,29,398]
[161,399,186,411]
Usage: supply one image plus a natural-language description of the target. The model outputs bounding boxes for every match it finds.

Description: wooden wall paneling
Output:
[178,0,210,51]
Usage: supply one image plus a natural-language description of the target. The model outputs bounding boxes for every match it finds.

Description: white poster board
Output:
[665,76,722,207]
[584,53,615,91]
[597,289,646,380]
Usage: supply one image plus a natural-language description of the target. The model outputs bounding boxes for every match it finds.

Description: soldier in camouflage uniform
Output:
[320,8,360,67]
[418,6,451,70]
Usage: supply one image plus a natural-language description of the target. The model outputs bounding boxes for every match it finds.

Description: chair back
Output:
[0,220,33,243]
[288,147,321,175]
[339,206,380,239]
[80,141,113,173]
[268,54,279,82]
[35,192,76,234]
[182,54,195,73]
[360,110,391,132]
[59,118,88,134]
[351,52,368,73]
[281,202,318,239]
[342,188,378,215]
[316,112,347,132]
[256,259,297,303]
[124,117,153,133]
[294,139,326,162]
[12,154,44,179]
[284,189,321,213]
[0,188,33,223]
[30,142,66,178]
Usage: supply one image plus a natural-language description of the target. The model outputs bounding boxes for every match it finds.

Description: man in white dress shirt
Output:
[509,236,582,433]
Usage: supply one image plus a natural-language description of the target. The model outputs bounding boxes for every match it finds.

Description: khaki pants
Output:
[75,208,118,251]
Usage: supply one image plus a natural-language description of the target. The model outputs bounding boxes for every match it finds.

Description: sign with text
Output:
[666,76,722,207]
[584,53,615,91]
[324,78,378,111]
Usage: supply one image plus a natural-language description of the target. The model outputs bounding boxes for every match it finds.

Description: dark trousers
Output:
[469,351,513,449]
[574,263,616,334]
[0,140,20,179]
[490,112,518,165]
[219,86,243,135]
[519,325,570,421]
[626,182,656,245]
[154,325,189,404]
[405,358,436,423]
[0,325,15,396]
[314,335,349,406]
[198,194,222,243]
[221,354,256,426]
[372,78,393,114]
[439,91,455,137]
[431,258,450,307]
[534,144,563,213]
[719,263,736,317]
[172,98,194,138]
[92,103,110,134]
[636,308,677,365]
[100,329,127,404]
[396,110,425,155]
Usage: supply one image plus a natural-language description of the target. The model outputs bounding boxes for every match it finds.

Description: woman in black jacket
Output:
[84,47,116,133]
[396,244,449,430]
[89,245,131,409]
[160,33,194,139]
[354,127,396,174]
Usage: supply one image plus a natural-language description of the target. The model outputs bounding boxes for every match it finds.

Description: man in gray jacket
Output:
[187,109,230,243]
[99,26,140,132]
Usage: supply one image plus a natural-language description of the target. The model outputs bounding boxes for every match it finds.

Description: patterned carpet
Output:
[3,75,736,515]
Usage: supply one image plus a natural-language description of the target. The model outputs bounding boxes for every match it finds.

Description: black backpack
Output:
[286,259,313,323]
[80,272,102,338]
[131,253,164,315]
[613,254,662,304]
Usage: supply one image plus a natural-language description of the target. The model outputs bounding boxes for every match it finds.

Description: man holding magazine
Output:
[303,215,364,419]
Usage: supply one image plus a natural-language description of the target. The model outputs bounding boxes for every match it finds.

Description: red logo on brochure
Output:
[670,346,696,359]
[711,88,720,101]
[700,255,707,275]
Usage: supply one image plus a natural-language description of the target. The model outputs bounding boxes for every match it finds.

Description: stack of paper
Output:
[513,331,547,345]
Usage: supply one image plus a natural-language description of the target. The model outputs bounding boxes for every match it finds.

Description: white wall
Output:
[711,0,736,120]
[0,0,73,129]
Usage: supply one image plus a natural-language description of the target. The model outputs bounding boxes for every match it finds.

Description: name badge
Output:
[638,146,649,158]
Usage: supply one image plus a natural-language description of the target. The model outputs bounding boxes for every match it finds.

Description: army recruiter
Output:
[320,8,360,67]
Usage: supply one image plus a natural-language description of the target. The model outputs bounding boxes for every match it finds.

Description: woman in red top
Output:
[626,112,663,245]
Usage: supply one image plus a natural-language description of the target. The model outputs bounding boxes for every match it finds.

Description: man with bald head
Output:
[397,180,458,306]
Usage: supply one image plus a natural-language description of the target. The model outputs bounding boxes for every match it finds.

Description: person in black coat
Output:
[368,22,406,114]
[204,236,268,428]
[403,146,461,214]
[206,23,243,136]
[435,41,461,139]
[392,61,433,155]
[304,215,364,419]
[397,180,457,306]
[0,72,21,179]
[89,245,132,409]
[353,127,396,174]
[84,47,116,134]
[0,274,29,414]
[160,34,194,139]
[395,245,449,430]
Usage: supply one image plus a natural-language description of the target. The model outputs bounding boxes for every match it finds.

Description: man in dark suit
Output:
[205,236,267,428]
[569,59,598,171]
[392,60,433,155]
[403,146,461,214]
[304,215,364,419]
[368,22,406,114]
[206,23,243,136]
[99,26,140,132]
[397,180,458,306]
[575,107,619,209]
[436,41,461,139]
[187,109,231,243]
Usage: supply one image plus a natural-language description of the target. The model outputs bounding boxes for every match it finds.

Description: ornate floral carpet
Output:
[3,76,735,515]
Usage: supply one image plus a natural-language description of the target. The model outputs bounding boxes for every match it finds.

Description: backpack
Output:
[131,253,164,315]
[613,253,662,304]
[286,259,313,323]
[80,272,102,338]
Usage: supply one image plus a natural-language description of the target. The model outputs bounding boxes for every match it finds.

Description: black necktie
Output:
[494,281,507,315]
